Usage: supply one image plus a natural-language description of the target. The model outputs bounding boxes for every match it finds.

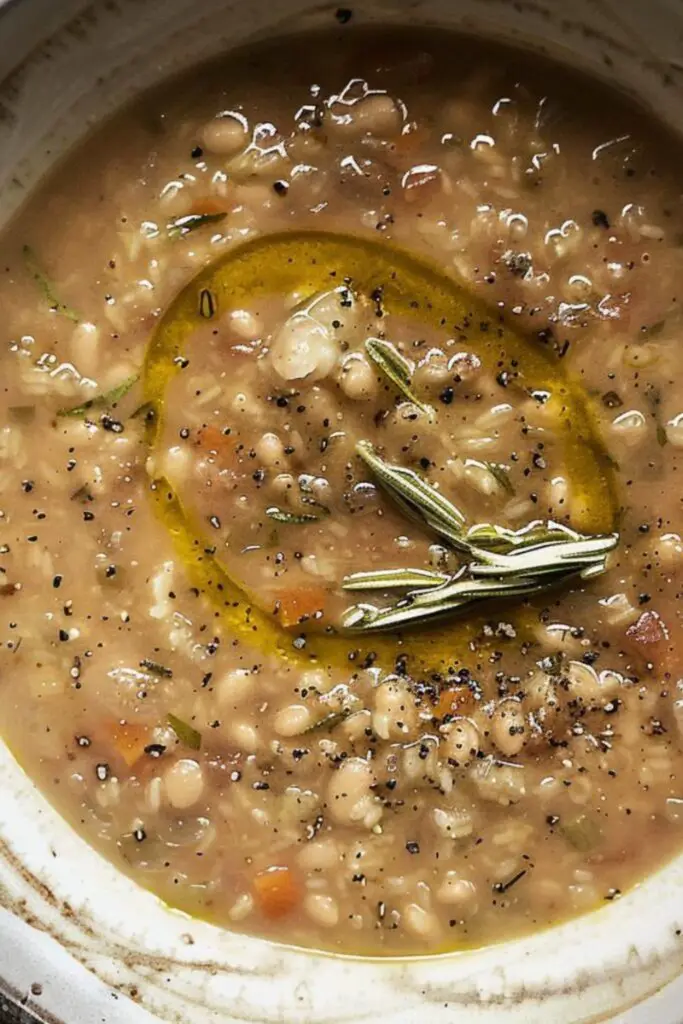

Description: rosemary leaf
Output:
[343,566,450,591]
[481,460,515,494]
[365,337,434,415]
[356,441,466,544]
[168,211,227,238]
[167,713,201,750]
[266,505,328,525]
[343,573,541,632]
[23,245,80,323]
[57,373,140,418]
[302,709,351,734]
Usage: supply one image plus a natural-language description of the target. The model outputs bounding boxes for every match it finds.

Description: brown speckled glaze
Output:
[1,1,683,1022]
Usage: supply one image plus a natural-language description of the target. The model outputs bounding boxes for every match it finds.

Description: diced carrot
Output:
[110,720,151,767]
[253,865,301,919]
[188,196,229,217]
[196,425,235,457]
[275,585,328,628]
[435,684,474,719]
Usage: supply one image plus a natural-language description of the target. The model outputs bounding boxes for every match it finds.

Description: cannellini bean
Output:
[164,759,205,809]
[270,313,338,381]
[255,431,286,467]
[441,718,480,766]
[303,892,340,928]
[402,902,441,940]
[326,757,379,827]
[431,806,474,839]
[228,892,254,922]
[297,838,340,872]
[216,668,255,707]
[611,409,647,446]
[201,111,249,155]
[339,353,378,400]
[566,661,622,703]
[273,703,313,737]
[372,681,418,740]
[665,413,683,446]
[436,872,478,910]
[330,93,402,138]
[227,720,259,753]
[491,698,526,757]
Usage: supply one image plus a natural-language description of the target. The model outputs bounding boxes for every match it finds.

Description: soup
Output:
[1,23,682,955]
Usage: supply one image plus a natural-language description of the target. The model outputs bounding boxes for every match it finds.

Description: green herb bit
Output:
[265,505,328,525]
[302,709,352,734]
[480,460,515,495]
[23,245,80,323]
[343,566,450,591]
[140,658,173,678]
[57,373,140,418]
[558,814,602,852]
[168,212,227,238]
[356,441,466,545]
[343,572,541,632]
[167,713,201,750]
[657,424,668,447]
[365,337,434,415]
[8,406,36,425]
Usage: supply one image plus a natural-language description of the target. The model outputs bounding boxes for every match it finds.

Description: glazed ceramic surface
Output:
[1,1,683,1022]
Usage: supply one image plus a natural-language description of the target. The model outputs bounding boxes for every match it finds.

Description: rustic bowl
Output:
[1,1,683,1021]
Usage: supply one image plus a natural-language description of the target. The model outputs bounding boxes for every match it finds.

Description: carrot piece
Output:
[275,585,328,628]
[253,865,301,919]
[188,196,229,217]
[110,721,151,767]
[196,424,235,456]
[435,684,474,719]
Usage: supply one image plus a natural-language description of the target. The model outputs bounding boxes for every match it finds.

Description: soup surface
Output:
[1,24,683,955]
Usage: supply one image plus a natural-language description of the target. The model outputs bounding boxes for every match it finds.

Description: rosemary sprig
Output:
[356,441,466,545]
[342,566,450,591]
[24,245,80,323]
[57,373,140,418]
[168,211,227,238]
[343,443,618,632]
[365,337,434,415]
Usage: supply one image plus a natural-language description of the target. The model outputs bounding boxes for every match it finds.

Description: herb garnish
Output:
[167,713,201,750]
[365,337,434,415]
[57,373,139,418]
[140,658,173,678]
[341,442,618,632]
[23,245,80,323]
[168,211,227,238]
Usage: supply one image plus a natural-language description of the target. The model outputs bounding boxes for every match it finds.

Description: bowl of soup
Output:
[1,0,683,1021]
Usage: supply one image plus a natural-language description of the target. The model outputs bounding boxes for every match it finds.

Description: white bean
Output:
[201,112,248,155]
[339,354,378,400]
[402,902,441,941]
[441,718,479,767]
[273,703,313,737]
[326,757,379,827]
[491,698,526,757]
[436,872,478,911]
[164,759,205,809]
[216,668,255,708]
[330,94,402,139]
[304,892,339,928]
[372,681,418,740]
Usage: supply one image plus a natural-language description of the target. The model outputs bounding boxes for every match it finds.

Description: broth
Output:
[1,25,682,954]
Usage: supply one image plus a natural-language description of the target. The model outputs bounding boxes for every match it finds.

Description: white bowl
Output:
[1,2,683,1021]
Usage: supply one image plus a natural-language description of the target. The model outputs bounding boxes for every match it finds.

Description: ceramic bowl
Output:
[1,2,683,1021]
